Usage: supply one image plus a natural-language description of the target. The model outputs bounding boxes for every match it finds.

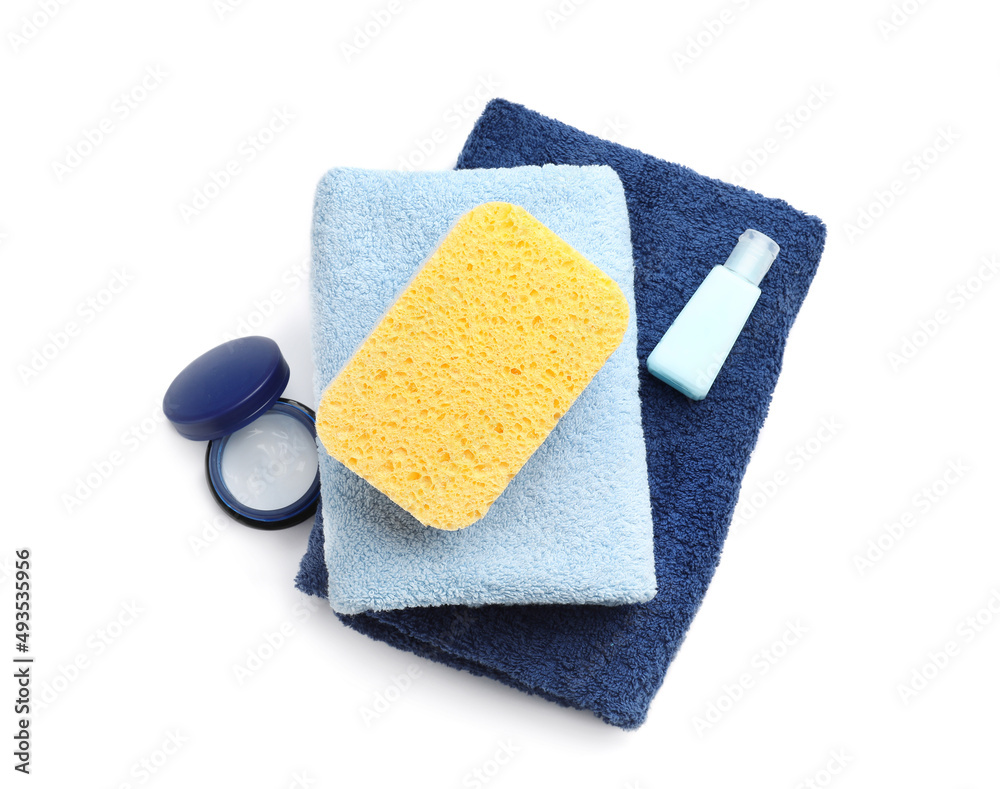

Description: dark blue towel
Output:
[296,99,827,729]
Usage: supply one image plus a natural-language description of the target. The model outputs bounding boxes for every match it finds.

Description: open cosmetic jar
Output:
[163,336,320,529]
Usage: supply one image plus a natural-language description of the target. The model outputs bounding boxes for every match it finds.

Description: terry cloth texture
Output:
[297,99,827,729]
[310,165,656,614]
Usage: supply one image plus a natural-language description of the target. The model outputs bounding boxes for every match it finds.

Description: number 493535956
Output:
[14,549,30,653]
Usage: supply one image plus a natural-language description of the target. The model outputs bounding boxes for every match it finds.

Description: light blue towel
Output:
[311,165,655,614]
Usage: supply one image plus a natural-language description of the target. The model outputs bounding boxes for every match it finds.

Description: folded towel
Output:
[297,99,827,728]
[310,165,656,614]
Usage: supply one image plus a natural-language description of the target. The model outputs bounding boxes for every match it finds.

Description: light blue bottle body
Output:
[646,230,779,400]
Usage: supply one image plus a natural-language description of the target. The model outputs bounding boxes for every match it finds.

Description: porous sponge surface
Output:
[317,202,628,530]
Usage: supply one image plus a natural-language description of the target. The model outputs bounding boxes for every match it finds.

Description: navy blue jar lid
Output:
[163,336,290,441]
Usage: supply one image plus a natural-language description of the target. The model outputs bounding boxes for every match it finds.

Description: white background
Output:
[4,0,999,786]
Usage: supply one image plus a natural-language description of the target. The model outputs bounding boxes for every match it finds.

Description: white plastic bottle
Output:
[646,229,780,400]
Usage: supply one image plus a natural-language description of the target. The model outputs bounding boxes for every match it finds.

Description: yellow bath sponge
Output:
[316,202,629,530]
